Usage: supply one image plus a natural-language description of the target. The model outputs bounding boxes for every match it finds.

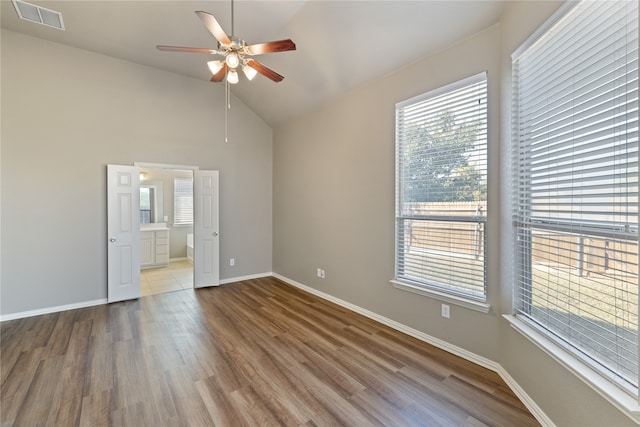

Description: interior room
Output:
[139,167,195,296]
[1,1,638,426]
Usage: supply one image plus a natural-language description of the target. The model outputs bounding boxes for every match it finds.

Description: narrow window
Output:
[395,72,488,302]
[513,0,638,395]
[174,178,193,225]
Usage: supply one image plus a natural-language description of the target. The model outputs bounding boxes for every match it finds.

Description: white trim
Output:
[273,273,553,427]
[390,279,491,313]
[396,71,487,108]
[496,364,556,427]
[511,0,578,61]
[0,298,108,322]
[0,273,272,322]
[504,315,640,425]
[170,257,188,262]
[220,272,272,285]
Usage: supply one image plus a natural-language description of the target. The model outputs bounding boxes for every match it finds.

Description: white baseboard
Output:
[0,298,108,322]
[272,273,555,427]
[496,365,555,426]
[0,272,272,322]
[220,272,272,285]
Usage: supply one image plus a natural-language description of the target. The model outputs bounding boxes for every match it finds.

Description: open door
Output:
[194,170,220,288]
[107,165,140,302]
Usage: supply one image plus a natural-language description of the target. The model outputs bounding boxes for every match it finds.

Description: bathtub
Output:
[187,233,194,263]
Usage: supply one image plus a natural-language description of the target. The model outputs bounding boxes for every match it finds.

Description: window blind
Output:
[513,0,639,392]
[396,72,488,300]
[174,178,193,225]
[140,187,152,224]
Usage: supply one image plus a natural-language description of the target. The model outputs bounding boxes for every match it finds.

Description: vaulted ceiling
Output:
[1,1,506,127]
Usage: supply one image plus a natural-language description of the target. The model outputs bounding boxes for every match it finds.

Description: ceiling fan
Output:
[157,4,296,84]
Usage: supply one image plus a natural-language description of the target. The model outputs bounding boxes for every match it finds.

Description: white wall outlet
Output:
[230,258,235,266]
[317,268,322,278]
[441,304,450,319]
[320,269,325,278]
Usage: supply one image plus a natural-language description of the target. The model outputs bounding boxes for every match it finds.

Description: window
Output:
[140,187,153,224]
[394,72,488,305]
[174,178,193,225]
[512,0,638,401]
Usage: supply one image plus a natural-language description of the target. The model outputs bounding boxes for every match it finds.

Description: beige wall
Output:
[274,24,502,361]
[273,2,637,426]
[1,29,273,315]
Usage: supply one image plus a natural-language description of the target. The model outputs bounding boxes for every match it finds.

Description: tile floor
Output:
[141,260,193,297]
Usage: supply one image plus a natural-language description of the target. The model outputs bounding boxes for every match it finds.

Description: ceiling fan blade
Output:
[246,39,296,55]
[157,45,219,55]
[211,63,228,82]
[247,60,284,82]
[195,11,231,45]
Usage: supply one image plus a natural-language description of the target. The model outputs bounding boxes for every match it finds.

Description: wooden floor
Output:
[1,277,540,426]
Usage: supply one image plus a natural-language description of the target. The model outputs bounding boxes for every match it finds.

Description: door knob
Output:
[213,232,218,237]
[109,237,117,242]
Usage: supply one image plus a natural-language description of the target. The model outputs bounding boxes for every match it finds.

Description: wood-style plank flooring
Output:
[1,277,540,426]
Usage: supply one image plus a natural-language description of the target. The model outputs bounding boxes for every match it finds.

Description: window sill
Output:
[390,280,490,313]
[503,314,640,424]
[172,223,193,227]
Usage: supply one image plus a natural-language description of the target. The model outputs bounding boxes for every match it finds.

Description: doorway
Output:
[107,163,220,303]
[139,166,194,297]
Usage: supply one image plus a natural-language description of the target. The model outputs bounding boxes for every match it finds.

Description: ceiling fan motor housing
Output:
[220,37,246,55]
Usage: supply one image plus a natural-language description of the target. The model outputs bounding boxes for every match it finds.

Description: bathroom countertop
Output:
[140,223,170,231]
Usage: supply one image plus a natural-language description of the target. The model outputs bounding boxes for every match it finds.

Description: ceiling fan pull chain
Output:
[225,81,229,143]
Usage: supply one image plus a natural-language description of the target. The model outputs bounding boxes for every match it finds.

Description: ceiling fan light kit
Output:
[242,65,258,81]
[227,69,239,84]
[207,60,224,75]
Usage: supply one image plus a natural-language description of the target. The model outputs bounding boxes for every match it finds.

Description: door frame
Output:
[132,162,219,291]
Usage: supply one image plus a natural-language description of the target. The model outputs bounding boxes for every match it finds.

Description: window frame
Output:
[508,0,640,419]
[392,72,490,312]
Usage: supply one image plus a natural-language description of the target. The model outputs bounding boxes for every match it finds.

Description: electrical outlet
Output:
[441,304,450,319]
[320,269,325,278]
[317,268,326,278]
[230,258,235,266]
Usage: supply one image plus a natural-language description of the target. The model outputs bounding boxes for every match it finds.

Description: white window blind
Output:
[513,0,639,394]
[396,72,488,300]
[174,178,193,225]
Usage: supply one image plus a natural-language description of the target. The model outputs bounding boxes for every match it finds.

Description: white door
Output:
[107,165,140,302]
[194,170,219,288]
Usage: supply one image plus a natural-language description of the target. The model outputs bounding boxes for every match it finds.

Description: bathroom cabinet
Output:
[140,229,170,268]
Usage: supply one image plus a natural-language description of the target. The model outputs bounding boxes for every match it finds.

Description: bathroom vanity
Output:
[140,223,170,269]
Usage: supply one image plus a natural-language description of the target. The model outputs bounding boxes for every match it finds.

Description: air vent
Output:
[12,0,64,30]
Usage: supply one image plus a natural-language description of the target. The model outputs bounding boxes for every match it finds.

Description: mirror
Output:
[140,180,163,223]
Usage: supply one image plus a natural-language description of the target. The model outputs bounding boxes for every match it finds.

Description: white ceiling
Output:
[1,0,506,127]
